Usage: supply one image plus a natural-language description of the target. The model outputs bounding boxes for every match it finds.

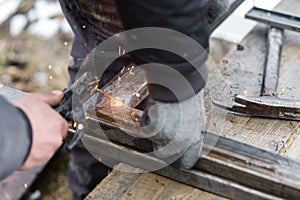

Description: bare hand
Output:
[13,91,69,170]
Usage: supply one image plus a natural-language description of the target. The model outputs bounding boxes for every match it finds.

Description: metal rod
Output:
[80,124,300,200]
[262,27,283,96]
[81,132,283,200]
[246,7,300,32]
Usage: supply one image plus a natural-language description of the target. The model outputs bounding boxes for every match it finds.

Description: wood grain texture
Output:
[85,164,144,200]
[86,163,227,200]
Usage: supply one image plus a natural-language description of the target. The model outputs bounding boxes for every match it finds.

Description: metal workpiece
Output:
[213,95,300,120]
[246,7,300,32]
[156,167,283,200]
[80,113,300,199]
[198,133,300,200]
[80,87,300,200]
[78,60,300,199]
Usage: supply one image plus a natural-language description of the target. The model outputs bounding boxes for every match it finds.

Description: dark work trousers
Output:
[68,147,112,200]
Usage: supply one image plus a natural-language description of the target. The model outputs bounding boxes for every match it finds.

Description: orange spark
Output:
[73,122,77,129]
[130,111,140,122]
[129,65,135,75]
[90,83,99,95]
[95,89,125,107]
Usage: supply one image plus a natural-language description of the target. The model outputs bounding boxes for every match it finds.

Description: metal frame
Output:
[246,7,300,32]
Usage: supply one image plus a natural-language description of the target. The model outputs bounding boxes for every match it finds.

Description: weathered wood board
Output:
[205,25,299,155]
[86,2,300,199]
[86,163,227,200]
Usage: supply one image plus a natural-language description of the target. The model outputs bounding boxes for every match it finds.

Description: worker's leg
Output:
[68,147,111,200]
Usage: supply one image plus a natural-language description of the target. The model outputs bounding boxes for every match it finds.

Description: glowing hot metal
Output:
[95,88,125,108]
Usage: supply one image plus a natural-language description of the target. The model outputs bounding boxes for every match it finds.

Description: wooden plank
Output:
[273,1,300,159]
[85,164,144,200]
[120,173,171,200]
[86,163,227,200]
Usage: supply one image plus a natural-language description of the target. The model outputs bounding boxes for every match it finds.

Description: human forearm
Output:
[0,96,32,179]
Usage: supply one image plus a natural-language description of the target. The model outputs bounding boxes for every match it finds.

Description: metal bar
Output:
[198,133,300,200]
[246,7,300,32]
[157,167,283,200]
[83,110,300,200]
[80,126,300,199]
[81,132,282,200]
[99,66,148,108]
[262,27,283,96]
[220,95,300,121]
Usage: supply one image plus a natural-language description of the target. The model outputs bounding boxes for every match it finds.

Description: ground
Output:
[27,151,72,200]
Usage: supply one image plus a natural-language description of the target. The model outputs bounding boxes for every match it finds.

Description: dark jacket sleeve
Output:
[115,0,209,102]
[0,96,32,179]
